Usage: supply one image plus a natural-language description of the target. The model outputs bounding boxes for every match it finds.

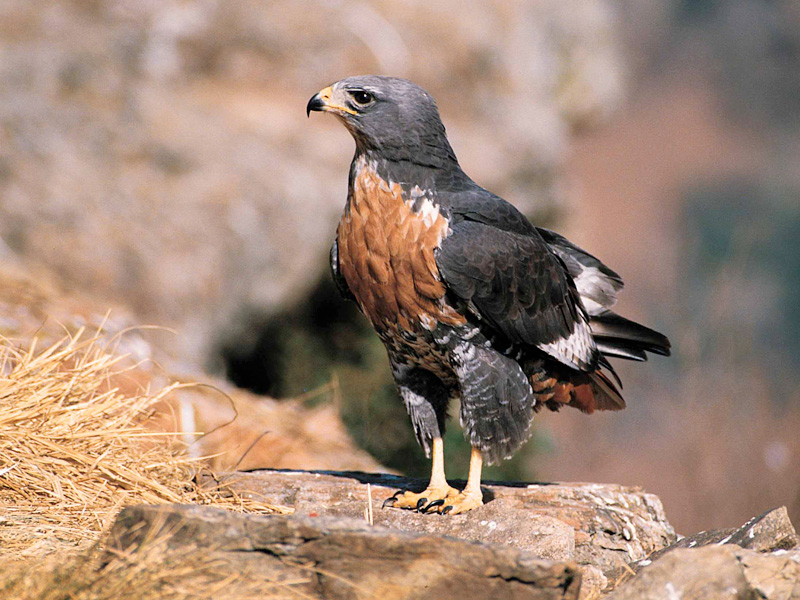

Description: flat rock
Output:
[213,469,677,585]
[612,507,800,599]
[105,503,582,600]
[99,480,800,599]
[608,545,800,600]
[630,506,799,571]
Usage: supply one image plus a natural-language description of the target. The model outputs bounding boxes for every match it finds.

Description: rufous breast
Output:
[337,159,466,332]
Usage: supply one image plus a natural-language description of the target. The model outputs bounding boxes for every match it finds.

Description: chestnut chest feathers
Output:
[335,157,466,334]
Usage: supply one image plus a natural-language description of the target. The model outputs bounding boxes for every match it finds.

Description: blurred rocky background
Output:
[0,0,798,535]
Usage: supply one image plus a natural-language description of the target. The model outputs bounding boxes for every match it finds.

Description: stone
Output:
[733,506,800,552]
[740,549,800,599]
[608,545,800,600]
[612,507,800,599]
[105,503,583,599]
[210,469,677,582]
[630,506,799,571]
[609,545,750,600]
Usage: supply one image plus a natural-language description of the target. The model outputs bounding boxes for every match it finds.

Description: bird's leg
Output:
[432,446,484,515]
[386,437,459,511]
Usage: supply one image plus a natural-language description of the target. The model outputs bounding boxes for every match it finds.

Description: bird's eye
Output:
[349,90,374,106]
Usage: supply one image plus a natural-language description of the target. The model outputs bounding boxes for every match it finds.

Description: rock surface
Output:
[608,546,800,600]
[106,503,583,600]
[612,507,800,599]
[212,468,677,595]
[98,476,800,599]
[633,505,800,568]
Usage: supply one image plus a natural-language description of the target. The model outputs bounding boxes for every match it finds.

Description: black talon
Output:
[415,498,428,511]
[382,492,400,509]
[422,499,445,513]
[442,505,454,515]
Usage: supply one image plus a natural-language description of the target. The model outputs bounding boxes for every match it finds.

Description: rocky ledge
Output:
[102,470,799,599]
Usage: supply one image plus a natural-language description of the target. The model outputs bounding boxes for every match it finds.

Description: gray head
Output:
[307,76,458,168]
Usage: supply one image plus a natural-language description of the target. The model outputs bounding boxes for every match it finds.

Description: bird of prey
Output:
[307,76,670,514]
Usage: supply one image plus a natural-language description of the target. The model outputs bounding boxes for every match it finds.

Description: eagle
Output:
[307,76,670,514]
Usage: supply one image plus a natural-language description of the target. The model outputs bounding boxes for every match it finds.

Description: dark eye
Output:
[349,90,374,106]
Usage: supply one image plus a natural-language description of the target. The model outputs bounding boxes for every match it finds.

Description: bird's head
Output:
[307,75,457,167]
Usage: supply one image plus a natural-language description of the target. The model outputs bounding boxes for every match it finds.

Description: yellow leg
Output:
[433,446,484,515]
[464,446,484,498]
[387,437,459,510]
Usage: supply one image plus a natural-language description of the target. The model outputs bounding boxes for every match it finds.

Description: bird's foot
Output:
[426,490,484,515]
[383,484,460,512]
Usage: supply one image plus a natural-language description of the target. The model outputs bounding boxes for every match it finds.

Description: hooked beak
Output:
[306,87,330,117]
[306,85,358,118]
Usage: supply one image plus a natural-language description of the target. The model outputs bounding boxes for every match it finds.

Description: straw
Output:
[0,329,291,560]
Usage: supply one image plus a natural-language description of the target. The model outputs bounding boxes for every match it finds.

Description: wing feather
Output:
[437,220,597,370]
[536,227,623,316]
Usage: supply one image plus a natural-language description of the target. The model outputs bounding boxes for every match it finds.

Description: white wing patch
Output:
[573,265,621,316]
[580,297,607,317]
[538,317,596,370]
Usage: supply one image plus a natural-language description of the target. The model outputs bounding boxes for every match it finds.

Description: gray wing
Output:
[439,185,668,367]
[436,219,597,371]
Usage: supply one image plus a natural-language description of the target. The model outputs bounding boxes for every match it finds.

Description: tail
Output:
[590,311,671,362]
[528,359,626,414]
[526,312,669,415]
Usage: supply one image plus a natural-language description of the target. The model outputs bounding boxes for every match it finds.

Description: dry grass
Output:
[0,329,290,561]
[0,523,311,600]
